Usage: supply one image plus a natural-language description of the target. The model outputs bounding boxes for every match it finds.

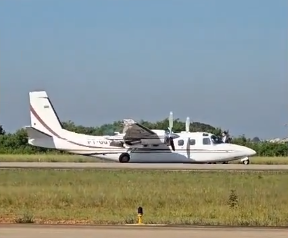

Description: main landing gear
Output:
[119,153,130,163]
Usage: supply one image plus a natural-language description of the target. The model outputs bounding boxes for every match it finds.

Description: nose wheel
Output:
[243,159,250,165]
[240,156,250,165]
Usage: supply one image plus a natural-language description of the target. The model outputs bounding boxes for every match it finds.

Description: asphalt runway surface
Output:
[1,225,287,238]
[1,162,288,170]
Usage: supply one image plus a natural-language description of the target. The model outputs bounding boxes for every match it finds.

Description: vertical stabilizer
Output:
[29,91,63,137]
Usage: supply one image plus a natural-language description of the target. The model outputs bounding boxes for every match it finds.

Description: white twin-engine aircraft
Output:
[25,91,256,164]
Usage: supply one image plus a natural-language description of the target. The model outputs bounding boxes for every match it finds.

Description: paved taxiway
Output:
[1,225,287,238]
[0,162,288,170]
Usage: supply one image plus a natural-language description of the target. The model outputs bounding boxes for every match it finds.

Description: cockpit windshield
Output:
[210,134,223,144]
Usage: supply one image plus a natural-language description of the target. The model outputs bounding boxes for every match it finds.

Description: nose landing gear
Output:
[241,156,250,165]
[242,159,250,165]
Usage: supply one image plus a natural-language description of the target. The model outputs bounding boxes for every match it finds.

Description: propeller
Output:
[185,117,190,132]
[185,116,191,157]
[168,111,173,134]
[166,111,176,151]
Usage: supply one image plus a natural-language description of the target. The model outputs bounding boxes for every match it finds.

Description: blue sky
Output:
[0,0,287,139]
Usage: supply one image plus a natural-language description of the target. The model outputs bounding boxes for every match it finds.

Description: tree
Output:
[252,137,261,143]
[0,125,5,135]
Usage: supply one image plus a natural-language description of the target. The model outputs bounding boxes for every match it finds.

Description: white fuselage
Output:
[28,130,256,163]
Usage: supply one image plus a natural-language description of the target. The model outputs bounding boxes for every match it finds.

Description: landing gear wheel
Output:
[222,161,228,164]
[119,153,130,163]
[243,159,250,165]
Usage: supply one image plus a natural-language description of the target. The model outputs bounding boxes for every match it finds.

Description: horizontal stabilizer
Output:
[24,126,53,139]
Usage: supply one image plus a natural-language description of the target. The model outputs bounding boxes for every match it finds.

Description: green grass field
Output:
[0,169,287,226]
[0,154,288,164]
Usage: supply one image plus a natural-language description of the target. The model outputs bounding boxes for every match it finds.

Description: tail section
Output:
[25,126,52,139]
[29,91,63,137]
[24,126,56,148]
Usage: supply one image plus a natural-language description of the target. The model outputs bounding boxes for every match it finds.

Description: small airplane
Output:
[25,90,256,164]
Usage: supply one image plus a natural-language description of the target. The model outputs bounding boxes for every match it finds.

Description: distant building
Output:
[268,137,288,143]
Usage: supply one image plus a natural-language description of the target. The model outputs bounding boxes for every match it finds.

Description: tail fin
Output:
[29,91,63,137]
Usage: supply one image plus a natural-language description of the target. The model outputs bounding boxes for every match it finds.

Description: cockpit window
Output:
[203,137,211,145]
[210,135,223,144]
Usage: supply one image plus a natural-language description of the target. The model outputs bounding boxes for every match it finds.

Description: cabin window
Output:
[189,139,196,145]
[178,139,184,146]
[203,137,211,145]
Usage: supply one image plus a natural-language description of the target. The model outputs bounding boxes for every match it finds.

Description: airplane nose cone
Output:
[246,147,256,156]
[234,145,256,156]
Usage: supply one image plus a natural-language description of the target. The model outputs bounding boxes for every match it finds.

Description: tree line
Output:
[0,119,287,156]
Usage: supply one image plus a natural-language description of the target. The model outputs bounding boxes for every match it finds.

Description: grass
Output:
[0,154,104,163]
[0,169,288,226]
[0,154,288,164]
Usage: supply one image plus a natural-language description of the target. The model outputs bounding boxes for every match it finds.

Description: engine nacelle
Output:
[140,138,165,145]
[124,138,166,147]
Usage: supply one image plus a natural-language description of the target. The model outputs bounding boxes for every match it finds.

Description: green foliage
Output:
[0,125,5,135]
[231,136,288,157]
[0,119,287,156]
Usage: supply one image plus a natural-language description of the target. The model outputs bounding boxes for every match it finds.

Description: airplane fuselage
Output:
[28,131,255,163]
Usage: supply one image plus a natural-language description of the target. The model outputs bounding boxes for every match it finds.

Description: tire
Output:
[119,153,130,163]
[243,159,250,165]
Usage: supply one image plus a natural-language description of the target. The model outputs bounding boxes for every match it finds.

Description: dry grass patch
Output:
[0,169,288,226]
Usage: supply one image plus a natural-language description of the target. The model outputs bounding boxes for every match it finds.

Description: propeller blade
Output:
[187,137,190,158]
[169,137,175,151]
[185,117,190,132]
[168,111,173,132]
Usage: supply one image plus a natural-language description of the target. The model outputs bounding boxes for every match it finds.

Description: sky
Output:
[0,0,287,139]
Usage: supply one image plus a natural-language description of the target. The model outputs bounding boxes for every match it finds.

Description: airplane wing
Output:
[122,119,162,144]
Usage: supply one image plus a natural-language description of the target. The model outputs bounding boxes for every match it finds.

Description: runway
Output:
[1,162,288,170]
[1,224,287,238]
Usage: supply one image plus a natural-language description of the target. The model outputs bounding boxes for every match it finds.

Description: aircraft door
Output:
[187,138,195,159]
